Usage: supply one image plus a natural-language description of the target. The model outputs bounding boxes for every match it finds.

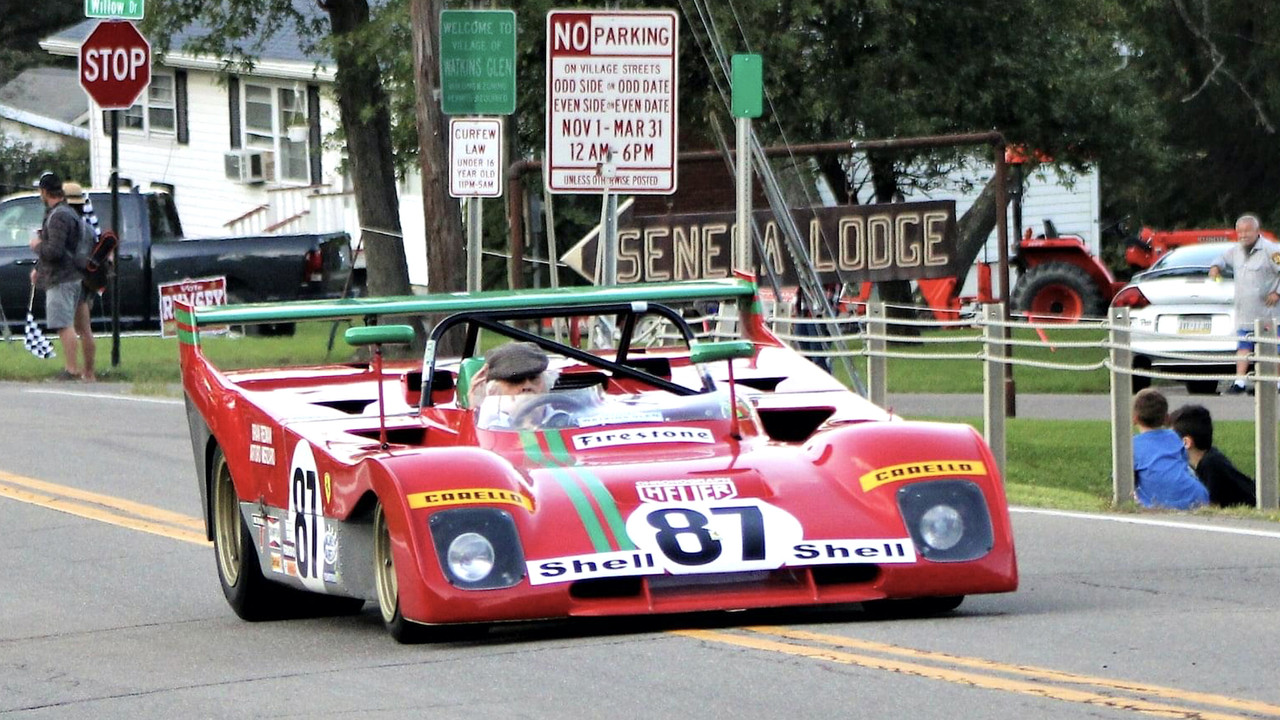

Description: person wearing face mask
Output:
[1209,213,1280,395]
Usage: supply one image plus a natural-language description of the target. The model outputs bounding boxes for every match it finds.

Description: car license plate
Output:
[1177,316,1212,334]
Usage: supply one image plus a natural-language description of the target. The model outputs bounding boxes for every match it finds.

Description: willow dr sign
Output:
[79,20,150,110]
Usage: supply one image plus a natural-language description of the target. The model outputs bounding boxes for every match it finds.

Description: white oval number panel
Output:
[625,498,803,575]
[287,440,327,592]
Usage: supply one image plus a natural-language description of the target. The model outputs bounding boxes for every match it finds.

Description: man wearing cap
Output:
[469,342,552,405]
[29,172,95,381]
[469,342,565,428]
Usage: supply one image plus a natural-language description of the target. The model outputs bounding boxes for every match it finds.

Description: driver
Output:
[471,342,562,428]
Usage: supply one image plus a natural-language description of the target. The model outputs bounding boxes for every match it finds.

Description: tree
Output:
[680,0,1163,312]
[1117,0,1280,227]
[146,0,412,299]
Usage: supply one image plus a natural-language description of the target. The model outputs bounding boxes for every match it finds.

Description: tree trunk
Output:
[325,0,411,300]
[410,0,465,296]
[951,167,1022,295]
[410,0,467,356]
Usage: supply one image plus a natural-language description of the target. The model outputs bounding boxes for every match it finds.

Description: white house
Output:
[0,67,91,152]
[40,19,432,285]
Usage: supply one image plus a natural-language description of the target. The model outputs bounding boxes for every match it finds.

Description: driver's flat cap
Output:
[486,342,548,381]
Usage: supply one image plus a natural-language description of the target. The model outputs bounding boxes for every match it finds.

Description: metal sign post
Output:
[732,54,762,273]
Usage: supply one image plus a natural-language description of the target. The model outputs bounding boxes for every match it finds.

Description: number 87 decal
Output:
[624,499,804,575]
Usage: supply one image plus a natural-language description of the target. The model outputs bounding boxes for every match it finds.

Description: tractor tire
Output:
[1011,262,1105,322]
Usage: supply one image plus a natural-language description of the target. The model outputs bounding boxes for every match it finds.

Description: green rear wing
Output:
[183,279,760,329]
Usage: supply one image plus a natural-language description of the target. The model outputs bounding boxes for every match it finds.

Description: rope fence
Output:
[751,301,1280,511]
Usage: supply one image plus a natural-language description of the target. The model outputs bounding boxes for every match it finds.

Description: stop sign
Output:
[79,20,151,110]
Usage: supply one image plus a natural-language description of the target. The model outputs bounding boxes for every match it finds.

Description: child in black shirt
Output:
[1170,404,1257,507]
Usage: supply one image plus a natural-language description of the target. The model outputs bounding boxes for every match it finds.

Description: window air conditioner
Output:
[224,149,276,184]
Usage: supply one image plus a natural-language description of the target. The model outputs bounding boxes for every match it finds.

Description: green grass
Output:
[831,326,1111,394]
[0,320,361,385]
[916,415,1280,520]
[5,319,1274,520]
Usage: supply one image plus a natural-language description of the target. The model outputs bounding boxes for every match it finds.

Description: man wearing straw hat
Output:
[29,171,96,381]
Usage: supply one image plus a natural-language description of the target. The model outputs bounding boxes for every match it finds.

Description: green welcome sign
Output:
[440,9,517,116]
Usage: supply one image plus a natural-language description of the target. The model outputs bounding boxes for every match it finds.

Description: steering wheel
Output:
[509,393,586,429]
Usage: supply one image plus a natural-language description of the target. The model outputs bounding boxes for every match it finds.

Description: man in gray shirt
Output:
[1209,213,1280,394]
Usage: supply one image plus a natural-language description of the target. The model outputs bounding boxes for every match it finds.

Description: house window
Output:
[111,72,176,135]
[240,83,310,183]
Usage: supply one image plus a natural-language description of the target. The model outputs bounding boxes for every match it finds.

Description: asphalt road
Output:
[2,382,1280,719]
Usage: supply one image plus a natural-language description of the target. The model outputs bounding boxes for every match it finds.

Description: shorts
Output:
[1237,328,1256,352]
[44,280,84,330]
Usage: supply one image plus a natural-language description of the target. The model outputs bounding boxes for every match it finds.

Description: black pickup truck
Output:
[0,188,353,331]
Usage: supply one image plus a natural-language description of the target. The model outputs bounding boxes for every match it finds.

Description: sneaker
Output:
[1223,383,1248,395]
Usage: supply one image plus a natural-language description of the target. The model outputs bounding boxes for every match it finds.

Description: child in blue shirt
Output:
[1132,389,1209,510]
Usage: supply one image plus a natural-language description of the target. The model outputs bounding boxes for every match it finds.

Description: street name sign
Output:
[440,9,517,116]
[85,0,144,20]
[449,118,504,198]
[545,9,678,195]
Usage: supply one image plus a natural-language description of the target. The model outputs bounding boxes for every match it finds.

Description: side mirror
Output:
[689,340,754,364]
[344,324,415,347]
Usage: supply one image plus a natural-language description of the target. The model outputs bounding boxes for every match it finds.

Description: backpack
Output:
[81,230,117,294]
[74,196,117,294]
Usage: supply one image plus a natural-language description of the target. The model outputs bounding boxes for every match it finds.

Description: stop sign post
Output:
[80,20,151,110]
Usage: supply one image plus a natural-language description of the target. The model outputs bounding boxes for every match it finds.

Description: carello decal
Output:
[859,460,988,492]
[561,201,958,284]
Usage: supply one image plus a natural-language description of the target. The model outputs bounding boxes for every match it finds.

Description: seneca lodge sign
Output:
[560,200,959,285]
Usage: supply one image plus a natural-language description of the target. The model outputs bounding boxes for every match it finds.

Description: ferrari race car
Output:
[177,278,1017,642]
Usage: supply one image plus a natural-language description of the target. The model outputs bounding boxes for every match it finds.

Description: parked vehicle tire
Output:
[226,291,295,336]
[1011,262,1104,321]
[212,446,293,620]
[1186,379,1220,395]
[1132,356,1152,392]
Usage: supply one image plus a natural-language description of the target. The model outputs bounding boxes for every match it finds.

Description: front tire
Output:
[374,501,431,643]
[1012,262,1103,321]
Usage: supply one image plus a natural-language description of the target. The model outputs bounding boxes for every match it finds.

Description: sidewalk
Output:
[887,388,1261,422]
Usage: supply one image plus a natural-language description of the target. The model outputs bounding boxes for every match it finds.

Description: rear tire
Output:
[212,447,363,620]
[1012,262,1103,321]
[212,447,292,620]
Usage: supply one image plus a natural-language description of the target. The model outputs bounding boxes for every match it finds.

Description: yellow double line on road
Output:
[0,470,209,546]
[677,627,1280,719]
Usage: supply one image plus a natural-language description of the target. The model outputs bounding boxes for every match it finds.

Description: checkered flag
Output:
[23,286,55,359]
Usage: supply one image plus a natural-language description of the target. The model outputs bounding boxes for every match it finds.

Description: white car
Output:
[1110,242,1236,394]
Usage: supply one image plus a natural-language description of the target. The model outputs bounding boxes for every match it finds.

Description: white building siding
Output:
[86,71,349,238]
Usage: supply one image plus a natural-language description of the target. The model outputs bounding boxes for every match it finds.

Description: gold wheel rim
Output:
[213,457,241,586]
[374,504,399,624]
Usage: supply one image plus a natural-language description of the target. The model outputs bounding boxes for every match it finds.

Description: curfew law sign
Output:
[545,10,678,195]
[449,118,503,198]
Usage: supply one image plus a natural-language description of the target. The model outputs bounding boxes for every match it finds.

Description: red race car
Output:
[178,279,1017,642]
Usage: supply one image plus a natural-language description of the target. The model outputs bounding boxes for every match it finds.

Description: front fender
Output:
[361,447,532,624]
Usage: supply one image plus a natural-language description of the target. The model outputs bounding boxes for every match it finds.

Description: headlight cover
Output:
[429,508,525,589]
[897,480,994,562]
